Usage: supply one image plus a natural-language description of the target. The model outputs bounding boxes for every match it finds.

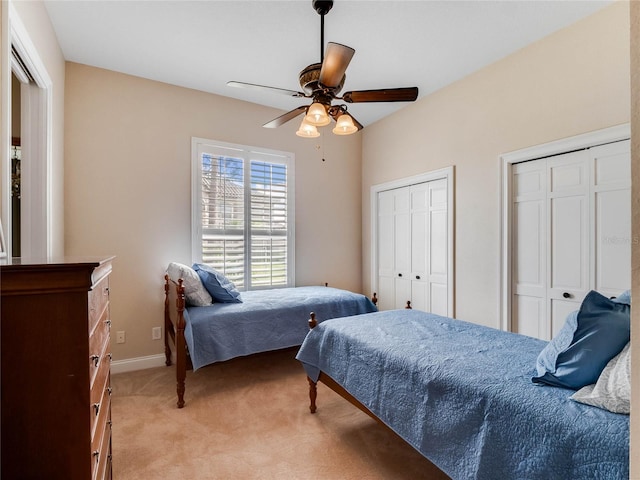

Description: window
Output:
[192,138,295,289]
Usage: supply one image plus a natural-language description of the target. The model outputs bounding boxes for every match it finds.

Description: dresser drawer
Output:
[89,307,111,385]
[91,364,111,440]
[89,275,110,334]
[91,401,111,480]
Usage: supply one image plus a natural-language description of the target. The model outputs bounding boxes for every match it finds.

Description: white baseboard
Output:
[111,353,167,374]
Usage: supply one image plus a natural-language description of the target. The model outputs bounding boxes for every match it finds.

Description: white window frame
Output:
[191,137,295,289]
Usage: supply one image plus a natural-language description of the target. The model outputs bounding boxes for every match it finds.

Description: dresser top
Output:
[0,256,114,295]
[1,255,115,267]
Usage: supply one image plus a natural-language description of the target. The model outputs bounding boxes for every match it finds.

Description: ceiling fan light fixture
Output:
[332,113,358,135]
[296,118,320,138]
[305,102,331,126]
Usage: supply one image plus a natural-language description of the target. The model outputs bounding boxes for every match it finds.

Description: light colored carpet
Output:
[111,348,450,479]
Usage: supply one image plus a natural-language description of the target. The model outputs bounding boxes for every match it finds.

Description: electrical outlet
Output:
[116,331,125,344]
[152,326,162,340]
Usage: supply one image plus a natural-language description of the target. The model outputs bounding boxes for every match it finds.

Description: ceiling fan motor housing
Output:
[299,63,345,96]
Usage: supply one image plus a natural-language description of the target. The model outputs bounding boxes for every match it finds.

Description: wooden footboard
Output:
[164,274,189,408]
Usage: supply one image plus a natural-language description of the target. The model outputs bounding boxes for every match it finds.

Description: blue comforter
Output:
[296,309,629,480]
[185,286,377,370]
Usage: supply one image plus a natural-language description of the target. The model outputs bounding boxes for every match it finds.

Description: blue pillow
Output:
[613,290,631,305]
[192,264,242,303]
[532,290,630,390]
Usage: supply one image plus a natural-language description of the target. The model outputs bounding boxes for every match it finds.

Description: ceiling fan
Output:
[227,0,419,137]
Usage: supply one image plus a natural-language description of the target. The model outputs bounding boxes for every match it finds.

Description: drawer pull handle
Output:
[563,292,572,299]
[416,275,421,280]
[398,273,403,277]
[107,353,112,362]
[108,387,113,396]
[90,355,100,368]
[93,403,100,416]
[104,287,109,296]
[93,450,100,463]
[105,319,111,328]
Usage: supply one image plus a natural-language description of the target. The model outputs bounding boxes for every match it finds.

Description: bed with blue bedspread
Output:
[296,308,629,479]
[163,274,377,407]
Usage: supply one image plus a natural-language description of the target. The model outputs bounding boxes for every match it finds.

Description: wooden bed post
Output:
[175,279,187,408]
[163,275,172,367]
[307,311,318,413]
[308,377,318,414]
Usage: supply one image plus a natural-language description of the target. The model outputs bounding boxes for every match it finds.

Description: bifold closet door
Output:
[512,140,630,340]
[377,179,448,314]
[378,187,411,310]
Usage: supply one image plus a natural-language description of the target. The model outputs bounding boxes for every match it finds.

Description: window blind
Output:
[193,139,294,290]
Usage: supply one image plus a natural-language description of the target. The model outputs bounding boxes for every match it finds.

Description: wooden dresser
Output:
[1,257,114,480]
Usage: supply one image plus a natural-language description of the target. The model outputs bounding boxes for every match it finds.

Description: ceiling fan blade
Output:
[227,81,306,98]
[263,106,307,128]
[319,42,355,88]
[342,87,419,103]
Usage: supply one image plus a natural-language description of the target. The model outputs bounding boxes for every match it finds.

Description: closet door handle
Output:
[562,292,572,299]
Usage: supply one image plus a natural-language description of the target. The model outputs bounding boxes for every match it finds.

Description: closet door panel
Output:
[513,295,545,339]
[395,277,412,310]
[430,284,448,317]
[394,189,411,277]
[377,190,396,308]
[378,276,395,311]
[512,161,546,338]
[410,182,430,310]
[549,195,588,291]
[411,282,428,311]
[427,180,448,314]
[595,189,630,294]
[548,155,588,336]
[592,141,631,296]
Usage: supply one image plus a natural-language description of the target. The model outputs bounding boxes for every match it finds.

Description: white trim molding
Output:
[3,3,54,259]
[370,166,455,316]
[499,123,630,332]
[111,354,168,374]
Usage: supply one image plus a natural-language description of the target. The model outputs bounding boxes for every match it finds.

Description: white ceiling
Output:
[43,0,611,129]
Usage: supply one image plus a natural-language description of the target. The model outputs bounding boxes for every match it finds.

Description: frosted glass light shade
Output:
[332,113,358,135]
[304,102,331,126]
[296,119,320,138]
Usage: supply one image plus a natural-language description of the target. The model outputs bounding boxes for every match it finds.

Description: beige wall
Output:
[630,0,639,476]
[362,2,630,328]
[64,63,363,361]
[10,0,66,256]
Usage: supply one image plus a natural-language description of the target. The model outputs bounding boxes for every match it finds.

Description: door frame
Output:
[1,2,53,259]
[371,166,455,316]
[500,123,630,332]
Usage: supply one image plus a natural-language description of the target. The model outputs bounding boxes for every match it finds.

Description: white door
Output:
[377,178,449,315]
[512,140,630,340]
[547,151,590,336]
[378,187,412,310]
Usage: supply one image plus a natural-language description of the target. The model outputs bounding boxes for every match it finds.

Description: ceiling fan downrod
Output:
[313,0,333,62]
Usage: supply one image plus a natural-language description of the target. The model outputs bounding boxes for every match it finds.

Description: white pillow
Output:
[570,342,630,414]
[166,262,212,307]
